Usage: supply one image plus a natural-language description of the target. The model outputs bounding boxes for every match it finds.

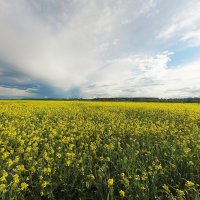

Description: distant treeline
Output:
[12,97,200,103]
[91,97,200,103]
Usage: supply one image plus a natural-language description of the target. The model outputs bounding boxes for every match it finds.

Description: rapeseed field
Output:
[0,101,199,199]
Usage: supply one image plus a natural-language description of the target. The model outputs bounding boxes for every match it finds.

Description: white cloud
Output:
[157,0,200,47]
[0,0,122,89]
[0,0,159,91]
[138,0,157,15]
[0,86,36,98]
[121,19,131,25]
[82,52,200,98]
[181,29,200,47]
[81,52,170,97]
[0,0,200,98]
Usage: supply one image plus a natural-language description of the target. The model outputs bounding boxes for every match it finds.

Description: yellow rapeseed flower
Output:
[107,178,114,187]
[13,174,19,185]
[185,181,195,187]
[188,161,194,166]
[21,182,28,190]
[162,184,170,193]
[16,165,26,172]
[0,171,8,182]
[87,174,95,181]
[176,189,185,198]
[119,190,125,197]
[0,184,6,193]
[120,172,125,178]
[41,181,48,188]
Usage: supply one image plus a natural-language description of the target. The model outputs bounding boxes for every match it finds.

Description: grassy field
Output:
[0,101,199,199]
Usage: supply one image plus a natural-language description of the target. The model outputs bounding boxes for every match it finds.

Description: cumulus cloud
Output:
[0,0,199,98]
[82,52,200,98]
[0,0,156,93]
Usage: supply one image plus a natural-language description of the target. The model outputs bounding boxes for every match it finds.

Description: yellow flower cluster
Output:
[0,100,199,199]
[119,189,125,197]
[185,181,195,188]
[107,178,114,187]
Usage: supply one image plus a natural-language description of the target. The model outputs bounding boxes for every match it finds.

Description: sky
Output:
[0,0,200,99]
